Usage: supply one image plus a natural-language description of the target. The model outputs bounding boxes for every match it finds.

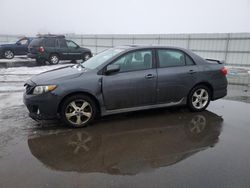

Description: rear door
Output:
[44,38,56,55]
[57,39,69,60]
[156,49,199,103]
[102,49,157,110]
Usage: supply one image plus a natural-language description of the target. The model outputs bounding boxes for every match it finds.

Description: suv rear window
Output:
[29,38,42,47]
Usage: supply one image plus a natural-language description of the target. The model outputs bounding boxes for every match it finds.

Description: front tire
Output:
[61,94,97,128]
[4,50,14,59]
[49,54,60,65]
[188,85,211,112]
[82,53,91,62]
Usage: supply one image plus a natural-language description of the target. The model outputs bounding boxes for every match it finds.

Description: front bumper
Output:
[23,92,60,120]
[0,49,3,58]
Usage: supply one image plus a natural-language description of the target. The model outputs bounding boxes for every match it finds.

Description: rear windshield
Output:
[29,38,42,47]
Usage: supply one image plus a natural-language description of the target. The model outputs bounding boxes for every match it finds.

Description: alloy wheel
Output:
[191,89,209,109]
[50,55,59,64]
[4,50,14,59]
[65,100,92,126]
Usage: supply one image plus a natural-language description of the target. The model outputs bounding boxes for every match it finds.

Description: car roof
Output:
[36,34,65,39]
[114,45,189,52]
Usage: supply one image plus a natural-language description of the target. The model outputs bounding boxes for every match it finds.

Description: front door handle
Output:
[145,74,155,79]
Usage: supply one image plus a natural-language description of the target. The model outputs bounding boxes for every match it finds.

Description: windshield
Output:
[82,48,125,69]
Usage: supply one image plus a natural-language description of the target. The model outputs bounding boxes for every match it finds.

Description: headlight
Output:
[33,85,57,95]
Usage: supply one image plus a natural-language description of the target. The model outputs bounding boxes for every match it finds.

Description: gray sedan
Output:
[23,45,228,127]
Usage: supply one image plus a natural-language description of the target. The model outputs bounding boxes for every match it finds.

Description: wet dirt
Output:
[0,92,250,187]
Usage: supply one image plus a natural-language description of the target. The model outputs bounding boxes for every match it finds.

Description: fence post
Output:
[158,35,160,45]
[95,35,98,55]
[81,35,83,47]
[187,34,190,49]
[224,33,230,63]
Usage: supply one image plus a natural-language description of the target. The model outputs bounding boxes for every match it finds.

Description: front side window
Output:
[157,49,185,68]
[18,38,28,45]
[112,50,153,72]
[66,40,78,48]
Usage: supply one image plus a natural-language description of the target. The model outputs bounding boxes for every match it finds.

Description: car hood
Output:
[79,47,91,52]
[0,43,16,48]
[30,65,89,85]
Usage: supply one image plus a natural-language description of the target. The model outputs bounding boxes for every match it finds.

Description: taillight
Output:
[221,67,228,75]
[39,46,45,53]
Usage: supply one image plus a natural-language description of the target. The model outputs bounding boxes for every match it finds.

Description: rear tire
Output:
[4,50,14,59]
[49,54,60,65]
[60,94,97,128]
[188,85,211,112]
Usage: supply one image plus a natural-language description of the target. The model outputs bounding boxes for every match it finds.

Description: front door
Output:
[102,50,157,110]
[15,38,29,55]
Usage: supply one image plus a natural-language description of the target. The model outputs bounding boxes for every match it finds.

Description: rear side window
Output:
[29,38,42,47]
[157,49,185,68]
[44,38,56,47]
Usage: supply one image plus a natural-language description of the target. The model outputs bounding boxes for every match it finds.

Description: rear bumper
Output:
[0,49,3,57]
[212,87,227,100]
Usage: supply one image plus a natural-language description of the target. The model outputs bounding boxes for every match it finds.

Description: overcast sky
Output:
[0,0,250,35]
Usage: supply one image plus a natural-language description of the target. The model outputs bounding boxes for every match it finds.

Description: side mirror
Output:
[106,64,120,75]
[16,42,21,45]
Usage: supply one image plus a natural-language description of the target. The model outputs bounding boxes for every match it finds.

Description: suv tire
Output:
[4,50,14,59]
[61,94,97,128]
[82,53,91,62]
[49,54,60,65]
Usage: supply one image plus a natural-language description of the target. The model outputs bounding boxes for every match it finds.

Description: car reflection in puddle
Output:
[28,109,223,175]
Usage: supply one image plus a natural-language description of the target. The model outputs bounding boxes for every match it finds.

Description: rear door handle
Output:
[188,70,196,74]
[145,74,155,79]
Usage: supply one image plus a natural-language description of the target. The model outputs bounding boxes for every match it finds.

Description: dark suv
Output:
[27,35,92,65]
[0,37,33,59]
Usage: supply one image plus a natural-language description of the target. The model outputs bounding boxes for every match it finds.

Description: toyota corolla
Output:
[23,45,228,127]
